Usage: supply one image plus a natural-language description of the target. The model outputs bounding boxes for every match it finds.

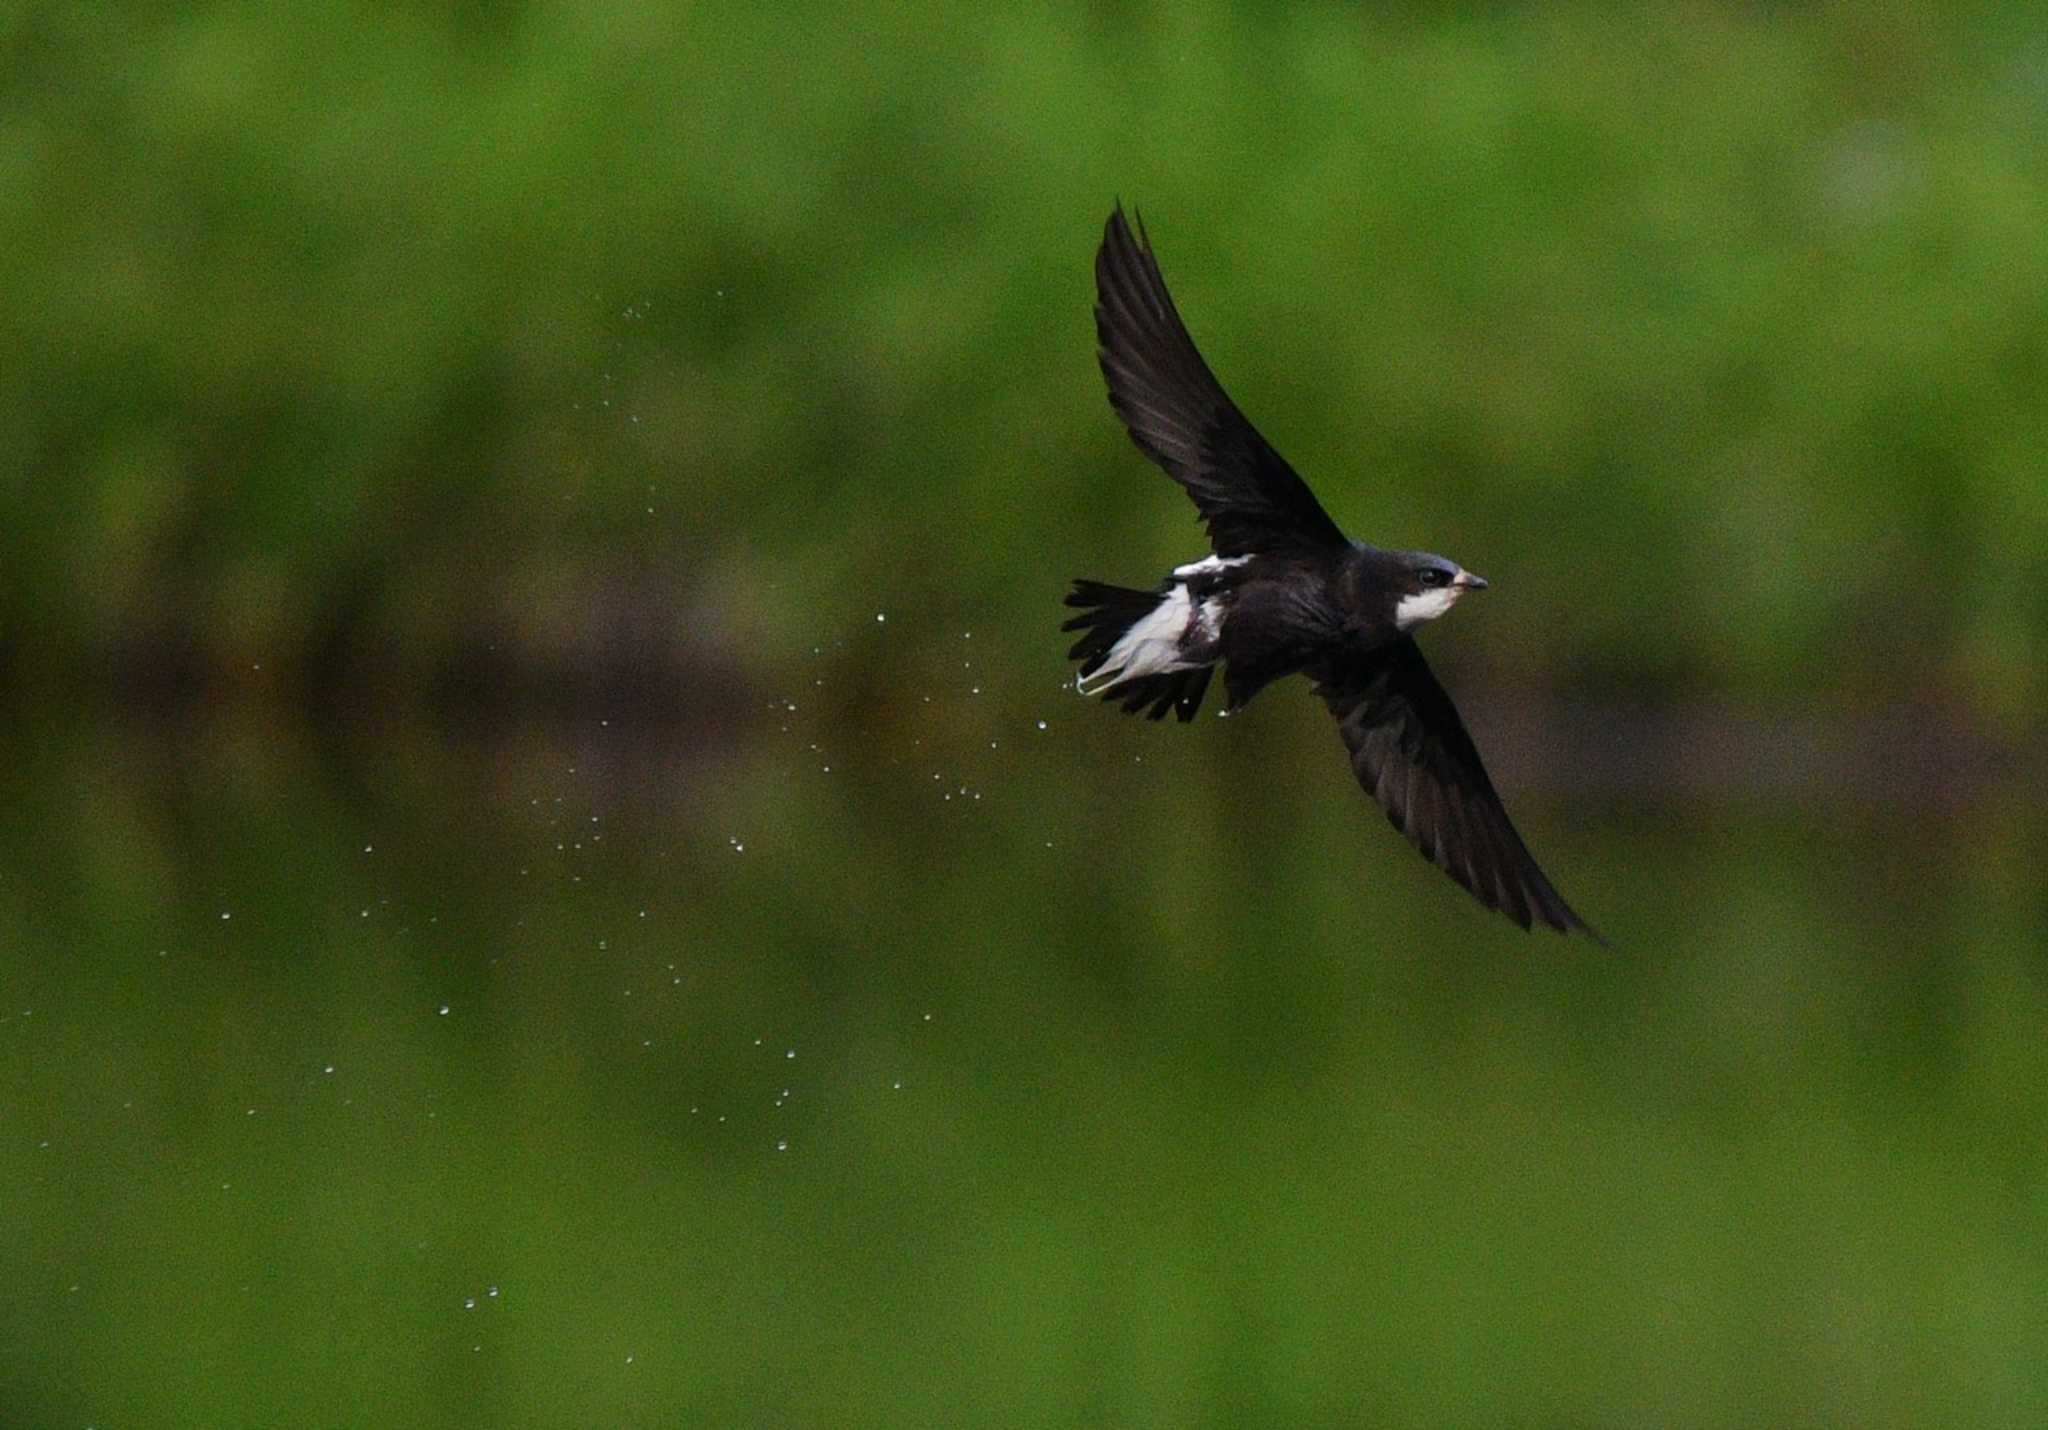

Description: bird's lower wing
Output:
[1095,205,1349,560]
[1317,638,1600,938]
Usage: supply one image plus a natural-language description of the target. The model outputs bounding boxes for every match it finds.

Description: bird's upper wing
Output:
[1317,637,1601,938]
[1095,205,1349,560]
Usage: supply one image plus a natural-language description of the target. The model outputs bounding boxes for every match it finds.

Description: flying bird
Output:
[1064,205,1600,938]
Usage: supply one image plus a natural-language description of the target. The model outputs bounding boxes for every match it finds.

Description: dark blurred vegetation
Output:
[6,2,2048,1425]
[6,694,2047,1425]
[8,1,2046,724]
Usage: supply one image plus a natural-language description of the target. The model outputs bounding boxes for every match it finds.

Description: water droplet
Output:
[776,1140,789,1152]
[875,612,886,623]
[438,1005,450,1017]
[1036,720,1048,731]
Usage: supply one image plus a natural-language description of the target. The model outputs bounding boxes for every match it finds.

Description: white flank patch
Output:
[1395,586,1462,631]
[1172,554,1251,580]
[1076,585,1196,696]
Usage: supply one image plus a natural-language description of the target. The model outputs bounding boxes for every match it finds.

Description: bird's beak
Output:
[1453,570,1489,591]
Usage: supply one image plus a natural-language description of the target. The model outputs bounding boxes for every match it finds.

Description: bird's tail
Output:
[1061,579,1214,722]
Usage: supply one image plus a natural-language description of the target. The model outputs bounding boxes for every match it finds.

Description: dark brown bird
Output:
[1065,204,1600,938]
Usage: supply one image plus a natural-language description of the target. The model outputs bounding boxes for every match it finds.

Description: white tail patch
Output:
[1075,585,1198,696]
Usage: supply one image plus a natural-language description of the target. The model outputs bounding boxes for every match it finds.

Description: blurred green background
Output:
[5,2,2048,1424]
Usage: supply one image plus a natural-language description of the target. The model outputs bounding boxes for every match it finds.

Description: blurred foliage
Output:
[6,1,2048,720]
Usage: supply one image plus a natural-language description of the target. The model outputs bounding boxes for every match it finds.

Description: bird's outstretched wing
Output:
[1095,205,1349,560]
[1318,638,1601,938]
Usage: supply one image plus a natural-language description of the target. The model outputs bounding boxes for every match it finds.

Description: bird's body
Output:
[1065,205,1599,938]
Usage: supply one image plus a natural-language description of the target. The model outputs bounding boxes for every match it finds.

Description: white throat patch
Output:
[1394,586,1463,631]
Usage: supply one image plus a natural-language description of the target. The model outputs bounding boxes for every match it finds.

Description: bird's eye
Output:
[1419,569,1446,588]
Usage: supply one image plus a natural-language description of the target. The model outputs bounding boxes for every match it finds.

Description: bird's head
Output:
[1391,551,1488,631]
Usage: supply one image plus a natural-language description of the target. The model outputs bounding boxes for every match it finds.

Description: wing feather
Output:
[1318,638,1601,939]
[1094,205,1350,559]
